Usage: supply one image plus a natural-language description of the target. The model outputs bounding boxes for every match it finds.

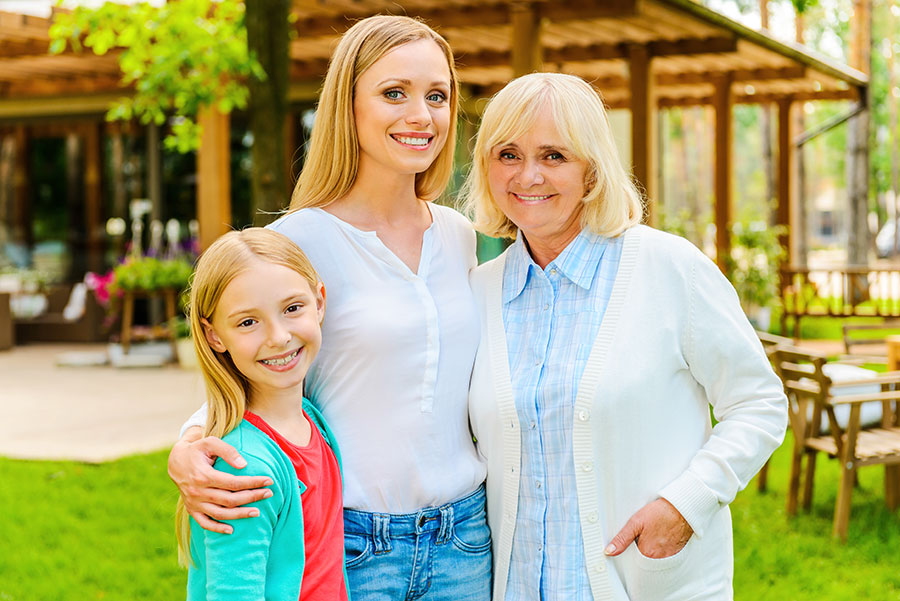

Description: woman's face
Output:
[353,39,452,180]
[488,107,588,249]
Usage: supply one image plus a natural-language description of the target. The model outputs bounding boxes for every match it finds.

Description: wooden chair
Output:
[755,331,795,492]
[772,345,900,540]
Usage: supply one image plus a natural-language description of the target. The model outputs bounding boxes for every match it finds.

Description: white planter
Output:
[175,337,199,369]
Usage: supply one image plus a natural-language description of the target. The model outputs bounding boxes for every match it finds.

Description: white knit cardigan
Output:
[468,225,787,601]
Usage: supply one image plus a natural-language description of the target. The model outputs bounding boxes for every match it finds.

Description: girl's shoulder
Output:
[218,420,294,480]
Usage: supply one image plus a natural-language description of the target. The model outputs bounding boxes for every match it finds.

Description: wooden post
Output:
[629,44,657,225]
[197,107,231,251]
[284,111,297,201]
[713,74,733,271]
[83,121,104,274]
[510,2,542,77]
[777,98,795,265]
[12,125,31,252]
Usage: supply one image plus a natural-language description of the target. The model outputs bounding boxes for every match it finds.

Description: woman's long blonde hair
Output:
[289,15,459,210]
[175,228,321,566]
[462,72,644,239]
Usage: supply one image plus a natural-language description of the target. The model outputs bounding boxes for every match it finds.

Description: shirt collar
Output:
[503,228,610,304]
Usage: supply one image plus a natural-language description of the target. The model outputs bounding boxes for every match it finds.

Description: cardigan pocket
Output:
[618,509,732,601]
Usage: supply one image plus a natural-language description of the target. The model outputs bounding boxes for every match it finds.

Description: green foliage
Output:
[49,0,264,152]
[111,256,193,293]
[726,219,787,311]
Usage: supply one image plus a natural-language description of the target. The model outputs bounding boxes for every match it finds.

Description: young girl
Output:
[170,15,490,601]
[177,228,349,601]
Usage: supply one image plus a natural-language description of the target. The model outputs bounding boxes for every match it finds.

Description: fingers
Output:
[628,499,693,559]
[605,514,641,556]
[189,510,234,535]
[195,437,247,470]
[184,486,273,511]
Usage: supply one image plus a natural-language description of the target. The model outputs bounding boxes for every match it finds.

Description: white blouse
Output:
[184,204,485,513]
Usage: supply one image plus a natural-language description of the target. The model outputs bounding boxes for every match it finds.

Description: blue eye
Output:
[499,151,518,161]
[546,152,564,161]
[427,92,447,103]
[384,89,403,100]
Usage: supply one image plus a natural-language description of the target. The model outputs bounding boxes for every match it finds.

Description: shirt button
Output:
[543,303,550,311]
[538,544,543,552]
[530,422,537,430]
[534,359,541,366]
[549,268,557,275]
[578,410,590,422]
[582,461,593,472]
[535,480,542,489]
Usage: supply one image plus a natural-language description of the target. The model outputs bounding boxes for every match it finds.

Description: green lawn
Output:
[1,440,899,600]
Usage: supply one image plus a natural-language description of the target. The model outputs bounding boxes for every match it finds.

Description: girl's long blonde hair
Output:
[289,15,459,210]
[462,72,644,239]
[175,228,321,566]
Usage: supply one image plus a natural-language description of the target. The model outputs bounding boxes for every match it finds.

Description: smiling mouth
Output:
[391,134,433,149]
[259,349,300,367]
[513,193,554,203]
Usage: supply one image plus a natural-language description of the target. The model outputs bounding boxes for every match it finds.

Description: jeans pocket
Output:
[344,531,374,569]
[451,513,492,554]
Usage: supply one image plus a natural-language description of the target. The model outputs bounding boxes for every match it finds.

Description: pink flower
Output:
[85,270,116,306]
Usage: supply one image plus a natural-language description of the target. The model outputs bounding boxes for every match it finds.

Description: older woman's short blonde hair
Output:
[462,72,644,239]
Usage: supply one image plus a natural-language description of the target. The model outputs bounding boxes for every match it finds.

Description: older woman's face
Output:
[487,108,587,249]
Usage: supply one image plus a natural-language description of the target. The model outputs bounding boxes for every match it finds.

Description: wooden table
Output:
[119,287,178,354]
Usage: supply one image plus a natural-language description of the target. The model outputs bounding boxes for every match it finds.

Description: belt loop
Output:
[373,514,392,554]
[437,505,454,544]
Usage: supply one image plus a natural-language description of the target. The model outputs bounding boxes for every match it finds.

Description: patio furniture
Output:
[840,320,900,364]
[771,345,900,540]
[14,284,106,344]
[0,292,13,350]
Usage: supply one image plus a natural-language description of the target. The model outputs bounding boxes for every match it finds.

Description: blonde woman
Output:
[180,228,347,600]
[169,16,490,601]
[463,72,787,600]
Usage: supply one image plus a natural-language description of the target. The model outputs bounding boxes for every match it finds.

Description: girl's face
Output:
[487,106,588,249]
[353,39,452,180]
[202,257,325,404]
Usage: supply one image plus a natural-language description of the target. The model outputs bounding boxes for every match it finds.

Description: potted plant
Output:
[725,220,786,331]
[170,315,198,369]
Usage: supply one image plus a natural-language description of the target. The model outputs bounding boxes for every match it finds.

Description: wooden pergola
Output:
[0,0,867,269]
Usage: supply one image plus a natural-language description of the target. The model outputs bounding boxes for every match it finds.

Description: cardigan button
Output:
[594,562,606,573]
[578,410,590,422]
[508,420,517,430]
[587,511,598,523]
[582,461,593,472]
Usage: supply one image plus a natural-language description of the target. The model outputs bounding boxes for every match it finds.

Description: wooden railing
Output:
[781,266,900,337]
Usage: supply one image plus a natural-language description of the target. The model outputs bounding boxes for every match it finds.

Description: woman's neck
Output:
[332,160,422,226]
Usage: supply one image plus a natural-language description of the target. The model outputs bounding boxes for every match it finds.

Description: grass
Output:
[1,441,899,600]
[0,450,186,601]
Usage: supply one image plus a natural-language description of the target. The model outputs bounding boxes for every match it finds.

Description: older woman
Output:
[463,72,787,601]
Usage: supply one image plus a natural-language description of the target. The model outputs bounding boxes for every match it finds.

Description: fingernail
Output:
[264,479,273,486]
[235,458,247,468]
[263,490,273,498]
[605,544,616,555]
[224,527,233,535]
[249,509,259,517]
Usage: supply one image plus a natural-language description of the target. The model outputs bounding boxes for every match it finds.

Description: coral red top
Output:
[244,411,347,601]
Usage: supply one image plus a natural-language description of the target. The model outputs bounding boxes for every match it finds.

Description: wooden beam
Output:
[511,2,542,77]
[629,44,657,224]
[290,0,637,38]
[196,107,231,252]
[713,73,733,271]
[777,97,795,265]
[656,65,805,86]
[82,121,104,273]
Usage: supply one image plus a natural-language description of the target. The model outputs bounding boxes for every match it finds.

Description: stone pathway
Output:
[0,343,204,463]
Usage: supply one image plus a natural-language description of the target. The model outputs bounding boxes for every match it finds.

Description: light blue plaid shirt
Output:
[502,228,623,601]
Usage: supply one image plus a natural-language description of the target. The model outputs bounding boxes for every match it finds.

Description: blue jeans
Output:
[343,484,492,601]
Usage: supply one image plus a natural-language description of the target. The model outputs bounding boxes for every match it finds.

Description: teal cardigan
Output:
[186,399,349,600]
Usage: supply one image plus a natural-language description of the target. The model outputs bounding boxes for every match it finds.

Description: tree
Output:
[49,0,289,222]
